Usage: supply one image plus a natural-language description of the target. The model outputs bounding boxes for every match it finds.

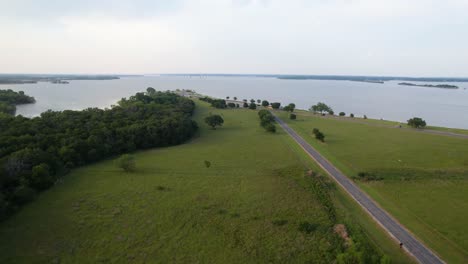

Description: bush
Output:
[339,112,345,116]
[328,110,334,115]
[312,128,319,135]
[264,123,276,133]
[363,115,367,119]
[298,221,318,234]
[205,114,224,129]
[249,103,257,110]
[290,113,296,120]
[315,131,325,142]
[350,113,354,118]
[227,102,236,108]
[243,102,249,108]
[116,154,136,172]
[261,100,269,107]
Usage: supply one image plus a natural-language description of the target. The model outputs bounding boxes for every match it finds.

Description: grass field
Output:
[277,110,468,263]
[0,101,414,263]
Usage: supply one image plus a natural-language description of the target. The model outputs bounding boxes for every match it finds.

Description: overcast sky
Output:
[1,0,467,76]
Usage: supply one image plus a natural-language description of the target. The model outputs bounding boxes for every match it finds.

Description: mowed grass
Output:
[0,100,412,263]
[277,110,468,263]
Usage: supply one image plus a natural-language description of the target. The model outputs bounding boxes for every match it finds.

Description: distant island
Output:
[0,74,123,85]
[398,82,458,89]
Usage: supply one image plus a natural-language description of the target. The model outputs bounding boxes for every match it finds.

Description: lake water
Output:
[4,76,468,129]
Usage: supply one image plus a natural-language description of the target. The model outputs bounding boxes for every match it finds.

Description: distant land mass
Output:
[159,74,468,83]
[398,82,458,89]
[0,74,141,85]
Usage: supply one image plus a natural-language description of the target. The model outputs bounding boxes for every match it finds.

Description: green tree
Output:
[204,160,211,168]
[339,112,346,116]
[315,131,325,142]
[261,100,269,107]
[205,114,224,129]
[309,102,332,114]
[407,117,426,128]
[233,97,237,100]
[264,123,276,133]
[29,163,53,190]
[146,87,156,95]
[271,102,281,109]
[290,113,297,120]
[243,102,249,108]
[257,99,261,104]
[350,113,354,118]
[249,103,257,110]
[116,154,136,172]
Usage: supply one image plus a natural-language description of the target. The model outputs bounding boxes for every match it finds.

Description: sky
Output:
[0,0,467,76]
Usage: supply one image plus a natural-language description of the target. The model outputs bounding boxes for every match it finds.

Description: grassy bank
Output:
[0,101,413,263]
[277,110,468,263]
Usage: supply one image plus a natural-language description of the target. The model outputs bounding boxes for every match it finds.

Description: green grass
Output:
[0,101,413,263]
[277,110,468,263]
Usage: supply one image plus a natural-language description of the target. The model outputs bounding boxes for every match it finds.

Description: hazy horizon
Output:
[1,0,467,76]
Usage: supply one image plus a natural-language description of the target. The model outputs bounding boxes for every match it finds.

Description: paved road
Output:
[273,114,445,264]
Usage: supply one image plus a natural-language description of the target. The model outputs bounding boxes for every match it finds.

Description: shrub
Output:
[298,221,318,234]
[264,123,276,133]
[350,113,354,118]
[339,112,345,116]
[315,131,325,142]
[227,102,236,108]
[312,128,319,135]
[116,154,136,172]
[328,110,334,115]
[249,103,257,110]
[290,113,296,120]
[261,100,269,107]
[243,102,249,108]
[363,115,367,119]
[205,114,224,129]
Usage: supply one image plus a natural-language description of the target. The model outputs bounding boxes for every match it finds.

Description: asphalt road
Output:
[273,114,445,264]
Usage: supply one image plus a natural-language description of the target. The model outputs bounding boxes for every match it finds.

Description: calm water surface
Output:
[4,76,468,129]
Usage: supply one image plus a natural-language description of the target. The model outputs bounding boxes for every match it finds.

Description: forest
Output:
[0,89,36,115]
[0,90,198,219]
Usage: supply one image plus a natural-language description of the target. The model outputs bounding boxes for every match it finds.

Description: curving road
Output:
[273,113,445,264]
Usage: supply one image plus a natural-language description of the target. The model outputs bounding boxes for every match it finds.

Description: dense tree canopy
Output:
[0,91,198,219]
[261,100,269,107]
[0,89,35,115]
[283,103,296,112]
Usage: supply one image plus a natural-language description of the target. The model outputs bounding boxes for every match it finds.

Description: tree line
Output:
[0,89,36,115]
[0,90,198,219]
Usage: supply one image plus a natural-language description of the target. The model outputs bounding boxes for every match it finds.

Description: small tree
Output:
[261,100,269,107]
[290,113,297,120]
[226,96,230,100]
[243,102,249,108]
[257,99,261,104]
[204,160,211,168]
[350,113,354,118]
[271,102,281,109]
[407,117,426,128]
[116,154,136,172]
[227,102,236,108]
[328,110,334,115]
[315,131,325,142]
[250,99,255,103]
[249,103,257,110]
[363,115,367,119]
[233,97,237,100]
[339,112,346,116]
[205,114,224,129]
[312,128,319,135]
[264,123,276,133]
[146,87,156,95]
